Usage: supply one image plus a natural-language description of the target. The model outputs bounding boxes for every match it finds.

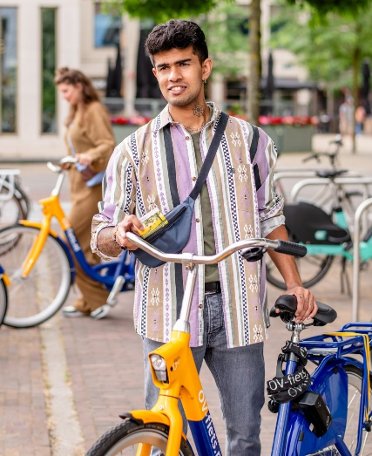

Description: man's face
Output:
[152,46,212,108]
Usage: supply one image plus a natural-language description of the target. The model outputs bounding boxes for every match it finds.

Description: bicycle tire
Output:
[306,365,372,455]
[0,224,72,328]
[86,418,194,456]
[344,365,372,454]
[0,277,8,326]
[266,254,334,290]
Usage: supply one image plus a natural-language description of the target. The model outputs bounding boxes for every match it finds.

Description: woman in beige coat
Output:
[55,67,115,318]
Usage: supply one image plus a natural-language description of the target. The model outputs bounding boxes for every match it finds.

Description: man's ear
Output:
[152,67,158,79]
[202,58,213,81]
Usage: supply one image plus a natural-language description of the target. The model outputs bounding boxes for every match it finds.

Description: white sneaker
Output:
[90,305,111,320]
[62,306,87,318]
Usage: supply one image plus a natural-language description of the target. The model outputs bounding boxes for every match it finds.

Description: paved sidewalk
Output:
[1,135,372,455]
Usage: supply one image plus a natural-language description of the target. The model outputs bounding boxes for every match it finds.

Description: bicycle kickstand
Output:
[90,276,126,320]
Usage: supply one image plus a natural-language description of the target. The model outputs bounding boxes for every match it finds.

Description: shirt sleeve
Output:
[255,130,285,238]
[91,140,137,258]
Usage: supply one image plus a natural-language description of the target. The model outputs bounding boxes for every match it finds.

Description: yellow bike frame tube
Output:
[19,194,71,277]
[130,409,185,456]
[151,330,207,421]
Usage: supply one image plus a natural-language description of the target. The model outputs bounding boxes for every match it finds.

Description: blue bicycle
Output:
[269,295,372,455]
[86,235,372,455]
[0,158,135,328]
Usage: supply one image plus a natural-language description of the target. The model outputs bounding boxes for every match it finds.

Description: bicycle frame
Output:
[271,323,372,455]
[17,168,134,292]
[126,265,223,456]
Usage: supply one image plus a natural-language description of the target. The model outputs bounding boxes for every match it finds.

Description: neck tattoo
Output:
[184,104,209,133]
[193,104,205,117]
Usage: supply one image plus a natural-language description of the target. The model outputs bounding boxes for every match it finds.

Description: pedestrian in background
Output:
[339,95,354,137]
[55,67,115,318]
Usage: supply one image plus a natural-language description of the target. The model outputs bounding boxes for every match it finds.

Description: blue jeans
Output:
[143,292,265,456]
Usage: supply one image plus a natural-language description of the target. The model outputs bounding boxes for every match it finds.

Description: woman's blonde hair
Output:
[54,67,100,125]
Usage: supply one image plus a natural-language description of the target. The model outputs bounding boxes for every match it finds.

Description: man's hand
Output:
[115,215,144,250]
[286,285,318,322]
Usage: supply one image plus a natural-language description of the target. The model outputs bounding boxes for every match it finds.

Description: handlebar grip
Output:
[274,240,307,257]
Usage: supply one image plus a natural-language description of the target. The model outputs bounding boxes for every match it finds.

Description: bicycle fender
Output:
[121,410,170,427]
[121,411,188,444]
[18,220,76,284]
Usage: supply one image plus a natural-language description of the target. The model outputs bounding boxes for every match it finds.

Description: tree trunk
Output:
[248,0,262,125]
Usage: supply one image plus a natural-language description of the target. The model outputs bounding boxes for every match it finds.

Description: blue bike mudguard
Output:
[279,357,348,455]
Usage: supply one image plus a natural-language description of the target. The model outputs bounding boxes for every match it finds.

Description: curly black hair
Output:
[145,20,208,64]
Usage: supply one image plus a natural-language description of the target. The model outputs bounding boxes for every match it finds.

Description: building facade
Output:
[0,0,314,160]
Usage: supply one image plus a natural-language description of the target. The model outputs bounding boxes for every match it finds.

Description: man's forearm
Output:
[266,225,303,289]
[97,226,123,258]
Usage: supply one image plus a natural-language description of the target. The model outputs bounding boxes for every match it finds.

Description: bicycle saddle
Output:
[284,202,351,245]
[270,295,337,326]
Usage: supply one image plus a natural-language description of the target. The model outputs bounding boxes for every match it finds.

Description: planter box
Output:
[260,125,315,153]
[113,123,315,153]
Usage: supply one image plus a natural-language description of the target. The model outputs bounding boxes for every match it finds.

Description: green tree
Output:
[274,0,372,151]
[104,0,263,124]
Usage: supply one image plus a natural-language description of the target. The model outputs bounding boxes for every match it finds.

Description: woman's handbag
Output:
[133,112,229,268]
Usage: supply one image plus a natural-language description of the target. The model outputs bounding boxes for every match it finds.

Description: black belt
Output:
[205,281,221,294]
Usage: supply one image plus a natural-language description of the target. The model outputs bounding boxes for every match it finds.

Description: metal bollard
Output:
[352,197,372,321]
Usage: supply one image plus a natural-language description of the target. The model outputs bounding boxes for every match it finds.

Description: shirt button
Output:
[195,218,200,223]
[199,303,203,309]
[192,176,197,181]
[185,136,190,140]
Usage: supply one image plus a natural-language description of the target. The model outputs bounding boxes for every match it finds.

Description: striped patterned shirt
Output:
[91,103,284,348]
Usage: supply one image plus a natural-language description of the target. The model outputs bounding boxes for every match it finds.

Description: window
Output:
[0,7,17,133]
[41,8,57,133]
[94,3,121,48]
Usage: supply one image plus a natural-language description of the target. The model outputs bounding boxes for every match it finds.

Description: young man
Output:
[91,19,317,455]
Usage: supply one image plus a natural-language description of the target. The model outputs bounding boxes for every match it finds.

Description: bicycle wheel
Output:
[266,254,334,290]
[86,419,194,456]
[306,365,372,455]
[0,277,8,326]
[0,181,28,229]
[0,225,72,328]
[343,365,372,454]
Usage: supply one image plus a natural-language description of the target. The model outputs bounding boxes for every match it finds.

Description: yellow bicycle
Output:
[86,233,306,456]
[0,157,135,328]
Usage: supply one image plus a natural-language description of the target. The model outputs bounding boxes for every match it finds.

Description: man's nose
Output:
[169,66,181,81]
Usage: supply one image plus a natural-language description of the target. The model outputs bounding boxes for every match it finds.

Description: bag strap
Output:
[189,111,228,200]
[163,112,228,311]
[163,111,229,204]
[250,125,262,190]
[164,126,181,206]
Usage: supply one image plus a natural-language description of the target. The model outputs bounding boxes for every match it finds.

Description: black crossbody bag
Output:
[134,112,229,268]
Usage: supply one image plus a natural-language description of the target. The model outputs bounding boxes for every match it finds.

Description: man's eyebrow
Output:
[156,58,192,69]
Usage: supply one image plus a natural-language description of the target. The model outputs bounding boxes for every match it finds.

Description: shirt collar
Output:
[154,102,222,132]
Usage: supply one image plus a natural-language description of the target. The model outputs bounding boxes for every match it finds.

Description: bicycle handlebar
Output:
[125,232,307,265]
[47,156,78,174]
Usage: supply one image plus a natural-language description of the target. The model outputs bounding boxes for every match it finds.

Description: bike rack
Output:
[0,169,20,201]
[352,197,372,321]
[290,176,372,203]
